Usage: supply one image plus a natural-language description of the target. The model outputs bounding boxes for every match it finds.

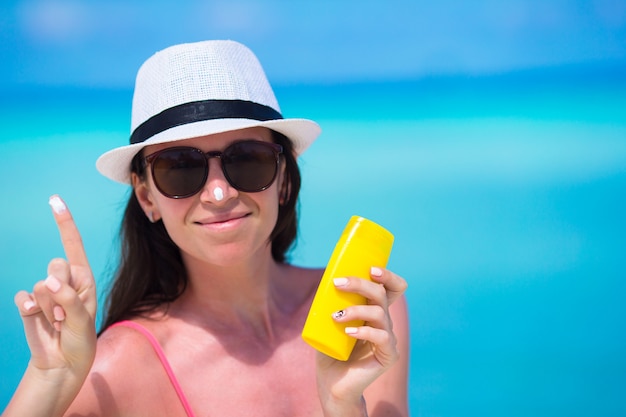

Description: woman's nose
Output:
[199,158,237,203]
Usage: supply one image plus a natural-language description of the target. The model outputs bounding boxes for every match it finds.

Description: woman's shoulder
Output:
[94,318,178,369]
[96,320,157,356]
[287,264,324,280]
[271,264,323,315]
[281,264,324,292]
[89,321,166,388]
[66,320,183,416]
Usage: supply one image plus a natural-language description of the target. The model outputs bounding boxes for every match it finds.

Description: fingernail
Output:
[23,300,35,311]
[370,266,383,277]
[332,309,346,320]
[345,327,358,335]
[53,305,66,322]
[48,195,67,214]
[333,277,349,287]
[45,275,62,293]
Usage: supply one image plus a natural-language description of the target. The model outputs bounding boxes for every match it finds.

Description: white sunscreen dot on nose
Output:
[213,187,224,201]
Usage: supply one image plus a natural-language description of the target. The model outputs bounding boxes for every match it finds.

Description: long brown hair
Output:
[99,131,301,332]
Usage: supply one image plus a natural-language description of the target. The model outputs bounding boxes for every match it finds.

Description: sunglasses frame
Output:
[143,140,284,199]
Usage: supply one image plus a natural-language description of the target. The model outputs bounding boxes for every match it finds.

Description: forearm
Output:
[2,363,85,417]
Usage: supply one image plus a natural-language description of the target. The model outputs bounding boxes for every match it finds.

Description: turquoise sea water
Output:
[1,68,626,415]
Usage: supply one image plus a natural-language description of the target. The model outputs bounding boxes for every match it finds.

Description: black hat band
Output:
[130,99,283,145]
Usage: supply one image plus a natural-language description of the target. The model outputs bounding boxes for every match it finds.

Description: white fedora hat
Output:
[96,40,321,184]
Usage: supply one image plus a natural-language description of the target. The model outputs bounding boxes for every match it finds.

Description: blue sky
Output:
[1,0,625,88]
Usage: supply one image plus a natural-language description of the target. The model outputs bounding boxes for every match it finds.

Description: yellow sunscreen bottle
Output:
[301,215,394,361]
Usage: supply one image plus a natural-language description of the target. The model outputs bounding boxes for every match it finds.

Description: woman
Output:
[4,40,409,417]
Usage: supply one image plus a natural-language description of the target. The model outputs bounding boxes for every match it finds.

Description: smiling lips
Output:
[195,212,250,227]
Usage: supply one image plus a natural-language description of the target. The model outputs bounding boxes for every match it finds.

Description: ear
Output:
[277,157,290,206]
[132,172,161,222]
[279,179,291,206]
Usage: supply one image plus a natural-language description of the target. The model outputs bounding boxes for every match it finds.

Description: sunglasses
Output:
[143,140,283,199]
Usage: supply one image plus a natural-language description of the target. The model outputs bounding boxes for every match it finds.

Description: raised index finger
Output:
[48,195,89,267]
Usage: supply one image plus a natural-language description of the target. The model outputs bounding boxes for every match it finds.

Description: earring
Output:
[147,211,154,223]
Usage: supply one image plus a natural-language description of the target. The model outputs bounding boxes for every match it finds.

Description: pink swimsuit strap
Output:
[109,320,196,417]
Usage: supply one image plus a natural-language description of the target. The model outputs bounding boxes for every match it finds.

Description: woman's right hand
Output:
[315,267,409,417]
[3,196,97,417]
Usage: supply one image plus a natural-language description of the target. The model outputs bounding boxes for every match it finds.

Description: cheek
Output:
[156,199,193,238]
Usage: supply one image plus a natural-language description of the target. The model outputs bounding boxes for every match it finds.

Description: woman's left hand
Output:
[315,267,408,416]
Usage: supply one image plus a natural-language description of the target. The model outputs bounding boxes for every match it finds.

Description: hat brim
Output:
[96,118,321,184]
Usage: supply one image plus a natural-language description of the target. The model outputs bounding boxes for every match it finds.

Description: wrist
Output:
[4,363,87,417]
[321,394,368,417]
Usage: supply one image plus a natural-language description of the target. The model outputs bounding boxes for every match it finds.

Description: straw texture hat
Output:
[96,40,321,184]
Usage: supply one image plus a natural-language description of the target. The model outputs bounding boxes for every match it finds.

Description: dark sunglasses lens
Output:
[223,142,279,192]
[152,149,207,198]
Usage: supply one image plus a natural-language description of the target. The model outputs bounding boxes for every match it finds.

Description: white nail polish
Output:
[333,277,349,287]
[48,196,66,214]
[213,187,224,201]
